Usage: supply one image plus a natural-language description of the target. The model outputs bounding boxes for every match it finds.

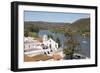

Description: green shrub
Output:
[28,32,38,38]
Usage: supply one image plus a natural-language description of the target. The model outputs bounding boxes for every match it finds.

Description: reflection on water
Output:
[38,30,90,58]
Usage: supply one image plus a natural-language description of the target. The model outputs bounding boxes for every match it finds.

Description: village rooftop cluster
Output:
[24,35,64,62]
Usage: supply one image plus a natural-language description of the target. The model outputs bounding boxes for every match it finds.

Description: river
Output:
[38,30,90,58]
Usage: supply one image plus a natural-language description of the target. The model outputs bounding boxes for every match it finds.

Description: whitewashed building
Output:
[42,35,58,56]
[24,35,58,56]
[24,37,42,50]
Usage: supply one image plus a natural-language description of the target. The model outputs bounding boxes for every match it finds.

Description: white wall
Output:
[0,0,99,73]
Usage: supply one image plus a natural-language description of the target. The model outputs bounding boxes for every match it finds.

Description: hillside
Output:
[24,21,70,30]
[71,18,90,31]
[24,18,90,36]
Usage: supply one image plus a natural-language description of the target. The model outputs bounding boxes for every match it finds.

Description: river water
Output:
[38,30,90,58]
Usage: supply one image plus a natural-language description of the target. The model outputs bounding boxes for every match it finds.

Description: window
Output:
[45,46,48,49]
[29,45,30,48]
[55,44,57,48]
[43,47,45,49]
[51,50,52,52]
[48,51,50,54]
[44,52,46,55]
[49,44,51,48]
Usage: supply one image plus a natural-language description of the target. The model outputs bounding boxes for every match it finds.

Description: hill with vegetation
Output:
[71,18,90,31]
[24,18,90,37]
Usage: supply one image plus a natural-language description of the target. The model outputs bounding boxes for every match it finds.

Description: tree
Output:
[79,29,90,38]
[28,32,38,38]
[63,48,74,59]
[64,36,80,59]
[48,34,53,39]
[56,37,61,47]
[24,30,28,37]
[25,25,40,33]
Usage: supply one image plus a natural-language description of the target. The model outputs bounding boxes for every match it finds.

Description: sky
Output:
[24,11,90,23]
